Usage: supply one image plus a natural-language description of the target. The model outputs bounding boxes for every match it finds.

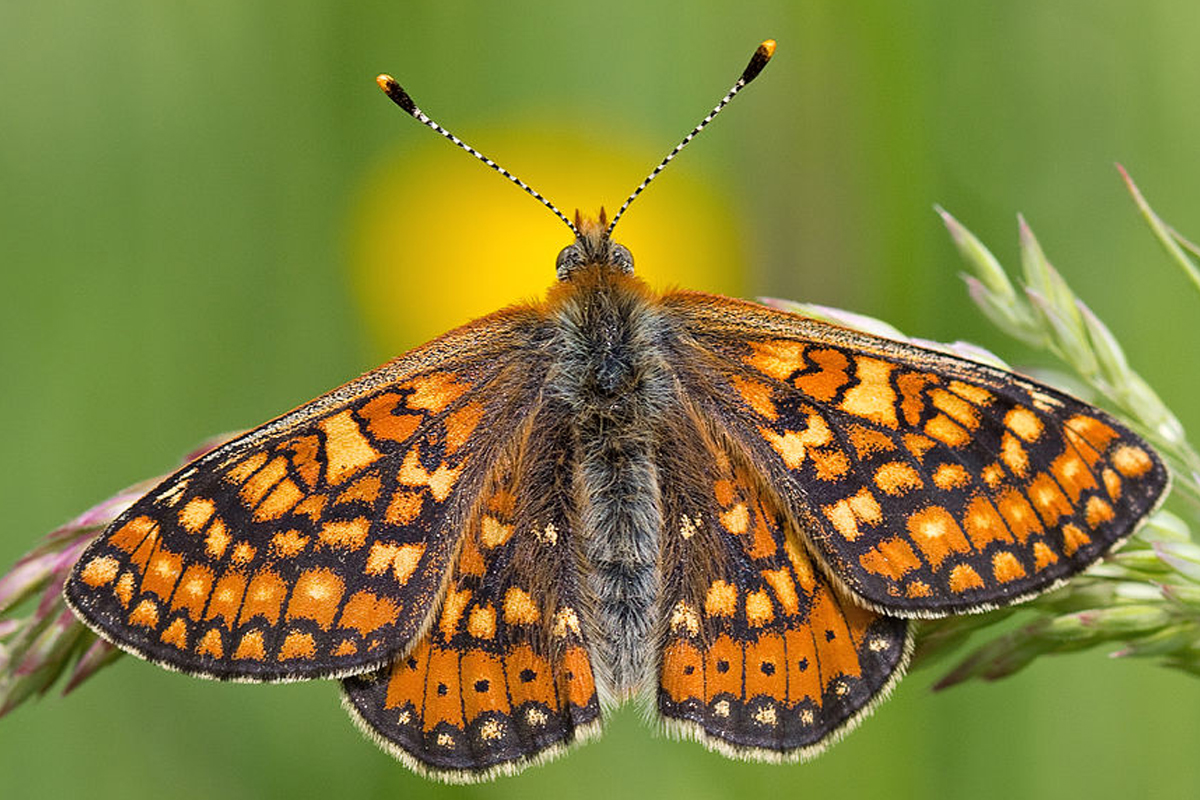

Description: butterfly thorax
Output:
[545,256,676,700]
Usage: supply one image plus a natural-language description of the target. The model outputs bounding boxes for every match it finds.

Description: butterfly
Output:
[64,40,1168,783]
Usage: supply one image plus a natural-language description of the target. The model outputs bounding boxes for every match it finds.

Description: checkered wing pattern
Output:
[342,400,600,782]
[656,411,909,757]
[64,308,547,680]
[669,293,1169,616]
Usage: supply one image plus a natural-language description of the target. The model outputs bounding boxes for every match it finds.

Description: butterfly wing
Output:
[656,407,909,757]
[342,399,601,782]
[64,307,549,680]
[666,292,1169,617]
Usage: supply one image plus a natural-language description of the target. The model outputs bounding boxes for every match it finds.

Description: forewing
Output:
[657,410,910,757]
[667,292,1169,616]
[64,308,546,680]
[343,401,600,782]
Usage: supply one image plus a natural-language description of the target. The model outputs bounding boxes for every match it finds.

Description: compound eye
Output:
[611,243,634,273]
[556,244,585,279]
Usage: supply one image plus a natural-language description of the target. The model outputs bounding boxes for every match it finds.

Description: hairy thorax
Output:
[545,266,677,699]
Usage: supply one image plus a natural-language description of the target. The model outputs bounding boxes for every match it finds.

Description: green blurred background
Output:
[3,2,1199,798]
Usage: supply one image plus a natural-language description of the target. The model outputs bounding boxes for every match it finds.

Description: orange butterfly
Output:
[64,41,1167,782]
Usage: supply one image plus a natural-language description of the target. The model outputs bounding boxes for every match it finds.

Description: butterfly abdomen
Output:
[547,267,680,699]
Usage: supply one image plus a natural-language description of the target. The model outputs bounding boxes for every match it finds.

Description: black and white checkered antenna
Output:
[606,39,776,236]
[375,74,579,235]
[376,39,776,240]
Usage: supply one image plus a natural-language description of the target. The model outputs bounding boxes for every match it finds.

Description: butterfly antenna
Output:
[376,74,579,235]
[606,39,776,236]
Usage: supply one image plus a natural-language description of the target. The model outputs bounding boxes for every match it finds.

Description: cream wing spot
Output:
[436,588,472,639]
[1005,406,1044,442]
[552,607,582,639]
[745,589,775,627]
[318,411,382,485]
[933,463,971,490]
[467,604,497,640]
[930,387,981,430]
[874,461,924,496]
[719,503,750,534]
[759,427,806,469]
[479,718,504,742]
[503,587,540,625]
[925,414,970,447]
[839,357,899,428]
[669,601,701,636]
[81,556,121,588]
[156,478,191,508]
[752,703,778,726]
[704,581,738,617]
[480,516,514,548]
[761,569,800,614]
[178,497,216,534]
[397,448,466,503]
[679,515,701,540]
[947,380,995,406]
[1001,433,1029,477]
[230,541,257,566]
[1112,445,1154,478]
[204,519,230,559]
[365,542,424,584]
[822,488,882,541]
[534,522,559,545]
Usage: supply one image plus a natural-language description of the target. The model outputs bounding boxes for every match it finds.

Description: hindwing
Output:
[343,399,601,781]
[656,408,909,757]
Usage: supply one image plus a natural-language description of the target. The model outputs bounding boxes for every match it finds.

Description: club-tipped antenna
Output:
[377,39,776,241]
[606,39,776,236]
[376,74,579,235]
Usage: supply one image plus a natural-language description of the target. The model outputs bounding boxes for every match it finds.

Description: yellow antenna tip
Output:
[376,74,417,115]
[740,39,776,84]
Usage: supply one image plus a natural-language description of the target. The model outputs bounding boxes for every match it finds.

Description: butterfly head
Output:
[556,208,634,280]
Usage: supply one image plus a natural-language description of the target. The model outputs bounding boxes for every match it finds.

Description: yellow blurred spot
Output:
[351,128,747,354]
